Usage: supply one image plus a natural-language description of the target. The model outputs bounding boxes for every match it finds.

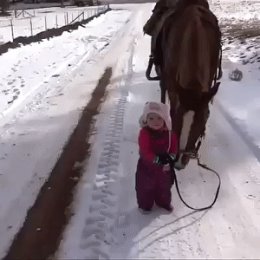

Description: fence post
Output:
[30,18,33,36]
[67,12,69,24]
[10,19,14,41]
[45,16,47,30]
[56,15,58,28]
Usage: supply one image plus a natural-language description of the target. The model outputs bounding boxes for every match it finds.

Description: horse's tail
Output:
[175,5,221,92]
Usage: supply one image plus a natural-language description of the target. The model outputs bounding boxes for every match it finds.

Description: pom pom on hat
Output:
[139,101,172,130]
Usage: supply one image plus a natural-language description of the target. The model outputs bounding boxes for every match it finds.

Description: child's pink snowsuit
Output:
[135,127,178,210]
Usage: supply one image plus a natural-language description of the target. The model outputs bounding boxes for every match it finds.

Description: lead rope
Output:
[169,155,221,211]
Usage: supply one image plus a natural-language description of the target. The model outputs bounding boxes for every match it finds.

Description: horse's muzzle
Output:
[174,150,199,170]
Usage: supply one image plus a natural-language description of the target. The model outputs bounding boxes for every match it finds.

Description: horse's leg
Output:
[168,91,177,128]
[164,78,179,129]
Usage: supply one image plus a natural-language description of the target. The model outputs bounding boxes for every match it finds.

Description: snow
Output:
[0,5,108,43]
[1,0,260,259]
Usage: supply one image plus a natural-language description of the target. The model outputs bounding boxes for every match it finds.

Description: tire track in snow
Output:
[77,25,136,259]
[79,95,128,259]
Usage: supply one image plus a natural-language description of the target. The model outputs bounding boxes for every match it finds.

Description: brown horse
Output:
[158,0,222,169]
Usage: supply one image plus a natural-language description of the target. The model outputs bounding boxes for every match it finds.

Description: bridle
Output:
[178,134,204,159]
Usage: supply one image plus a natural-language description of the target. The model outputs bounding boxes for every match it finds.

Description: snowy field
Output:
[0,5,108,43]
[0,0,260,259]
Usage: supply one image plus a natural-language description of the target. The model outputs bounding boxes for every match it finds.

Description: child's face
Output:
[147,113,164,130]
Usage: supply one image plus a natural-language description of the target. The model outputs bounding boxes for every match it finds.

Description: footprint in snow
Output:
[100,210,114,219]
[82,227,102,238]
[82,240,100,248]
[7,95,18,104]
[86,215,106,224]
[2,90,9,95]
[92,192,107,201]
[7,80,16,85]
[246,45,254,50]
[102,189,114,196]
[101,198,115,207]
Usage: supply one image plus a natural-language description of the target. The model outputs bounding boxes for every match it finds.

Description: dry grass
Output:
[221,20,260,39]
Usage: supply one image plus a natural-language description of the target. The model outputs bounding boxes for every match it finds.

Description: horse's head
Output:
[172,83,219,169]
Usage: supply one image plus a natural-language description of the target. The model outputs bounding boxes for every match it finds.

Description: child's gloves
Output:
[154,153,169,165]
[154,153,177,165]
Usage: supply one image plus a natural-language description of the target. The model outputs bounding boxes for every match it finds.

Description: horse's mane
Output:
[176,0,209,10]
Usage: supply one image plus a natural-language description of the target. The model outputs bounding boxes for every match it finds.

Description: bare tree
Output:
[0,0,9,15]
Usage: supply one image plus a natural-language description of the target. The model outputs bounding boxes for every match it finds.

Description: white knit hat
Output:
[139,101,172,131]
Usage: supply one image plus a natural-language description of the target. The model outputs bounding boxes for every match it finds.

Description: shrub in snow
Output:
[0,0,9,15]
[229,68,243,81]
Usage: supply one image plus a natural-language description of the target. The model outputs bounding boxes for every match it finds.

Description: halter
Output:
[179,134,204,159]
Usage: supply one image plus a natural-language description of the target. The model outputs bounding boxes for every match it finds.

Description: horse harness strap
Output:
[212,42,223,88]
[145,8,177,81]
[146,55,160,81]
